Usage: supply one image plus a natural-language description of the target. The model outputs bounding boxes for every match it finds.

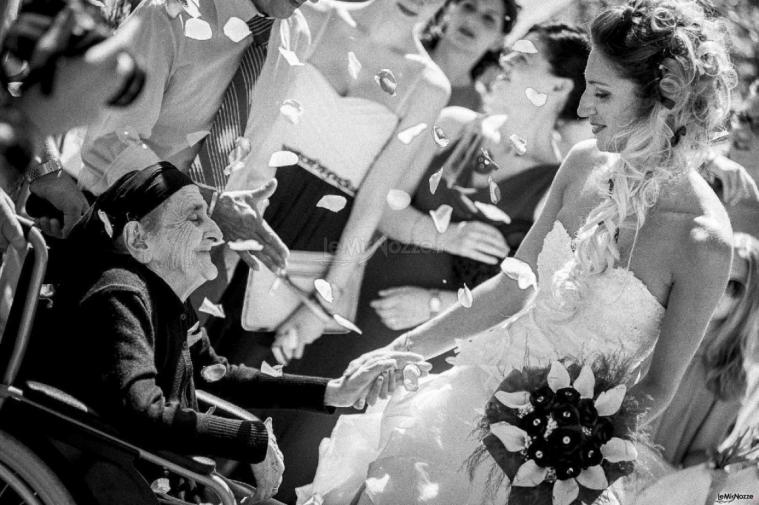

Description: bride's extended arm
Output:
[630,216,732,425]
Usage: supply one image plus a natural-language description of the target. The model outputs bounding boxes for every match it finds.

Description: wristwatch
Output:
[27,158,63,183]
[428,289,442,317]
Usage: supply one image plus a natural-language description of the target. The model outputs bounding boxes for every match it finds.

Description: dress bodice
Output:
[268,63,398,193]
[454,221,666,379]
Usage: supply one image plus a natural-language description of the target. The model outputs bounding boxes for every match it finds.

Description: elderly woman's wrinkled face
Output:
[577,49,640,152]
[144,186,222,284]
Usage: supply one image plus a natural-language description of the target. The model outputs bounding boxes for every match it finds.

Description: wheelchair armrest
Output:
[196,389,260,423]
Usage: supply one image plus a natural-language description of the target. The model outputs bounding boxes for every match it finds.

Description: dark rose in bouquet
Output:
[467,360,644,505]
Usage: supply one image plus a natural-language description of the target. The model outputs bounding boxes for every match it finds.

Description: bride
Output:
[302,1,738,504]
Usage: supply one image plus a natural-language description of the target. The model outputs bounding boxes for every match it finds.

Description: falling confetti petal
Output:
[432,125,450,147]
[402,364,421,391]
[164,0,182,18]
[228,239,264,252]
[489,176,501,204]
[316,195,348,212]
[386,189,411,210]
[199,298,226,318]
[280,99,303,124]
[184,18,212,40]
[429,168,444,195]
[201,363,227,382]
[459,194,479,214]
[397,123,428,144]
[509,134,527,156]
[430,205,453,233]
[474,202,511,224]
[269,277,282,295]
[333,314,362,334]
[268,150,299,167]
[279,47,304,66]
[186,130,209,147]
[481,114,508,141]
[151,478,171,494]
[375,69,397,96]
[336,8,358,27]
[458,284,473,308]
[314,279,334,303]
[525,87,548,107]
[223,17,251,43]
[97,210,113,237]
[500,257,537,290]
[347,51,362,80]
[453,185,478,195]
[513,39,538,54]
[261,361,284,377]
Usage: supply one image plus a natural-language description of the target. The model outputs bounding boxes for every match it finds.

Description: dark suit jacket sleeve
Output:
[82,288,270,463]
[191,331,335,413]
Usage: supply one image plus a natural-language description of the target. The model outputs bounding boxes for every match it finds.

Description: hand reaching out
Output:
[271,304,327,365]
[249,417,284,502]
[29,170,89,238]
[707,154,759,206]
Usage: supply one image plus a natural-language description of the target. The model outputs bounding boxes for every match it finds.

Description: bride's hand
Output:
[272,304,326,364]
[343,347,431,385]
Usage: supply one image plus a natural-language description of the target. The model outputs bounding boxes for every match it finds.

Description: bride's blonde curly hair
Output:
[552,0,736,315]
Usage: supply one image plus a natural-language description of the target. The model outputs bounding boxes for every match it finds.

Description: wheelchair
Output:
[0,217,265,505]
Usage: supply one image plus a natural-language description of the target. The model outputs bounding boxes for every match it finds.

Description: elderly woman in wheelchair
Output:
[0,163,425,505]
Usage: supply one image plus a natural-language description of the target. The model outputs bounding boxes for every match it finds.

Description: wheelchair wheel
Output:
[0,428,77,505]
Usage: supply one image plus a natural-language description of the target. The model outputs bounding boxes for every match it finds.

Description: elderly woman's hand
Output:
[271,304,326,365]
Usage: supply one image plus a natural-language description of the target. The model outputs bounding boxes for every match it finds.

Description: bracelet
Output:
[27,158,63,183]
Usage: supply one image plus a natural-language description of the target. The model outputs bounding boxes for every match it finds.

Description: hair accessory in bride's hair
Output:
[467,359,645,505]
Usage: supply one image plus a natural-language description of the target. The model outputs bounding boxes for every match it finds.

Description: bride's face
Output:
[577,49,640,153]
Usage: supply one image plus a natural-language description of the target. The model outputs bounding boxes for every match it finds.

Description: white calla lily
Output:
[512,460,548,486]
[594,385,627,416]
[601,437,638,463]
[490,422,530,452]
[547,361,571,392]
[576,464,609,490]
[572,365,595,399]
[495,391,531,409]
[552,478,579,505]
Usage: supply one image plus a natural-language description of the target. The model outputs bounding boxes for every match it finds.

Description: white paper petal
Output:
[547,361,571,392]
[386,189,411,210]
[513,39,539,54]
[397,123,428,144]
[458,284,473,308]
[164,0,183,18]
[151,477,171,494]
[488,177,500,204]
[601,437,638,463]
[430,205,453,233]
[336,7,357,28]
[280,99,303,124]
[429,168,444,195]
[512,460,548,487]
[474,201,511,224]
[314,279,334,303]
[347,51,362,80]
[199,298,226,318]
[97,210,114,238]
[228,239,264,252]
[481,114,508,141]
[375,69,397,96]
[261,361,284,377]
[573,365,596,399]
[223,17,251,43]
[200,363,227,382]
[279,47,304,66]
[494,390,531,409]
[316,195,347,213]
[182,0,200,18]
[499,258,537,290]
[576,465,608,490]
[186,130,209,147]
[433,125,450,147]
[269,150,299,168]
[594,385,627,416]
[509,134,527,156]
[552,478,579,505]
[490,422,530,452]
[184,18,212,40]
[525,87,548,107]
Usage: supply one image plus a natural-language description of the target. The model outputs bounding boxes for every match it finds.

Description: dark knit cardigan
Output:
[49,255,332,464]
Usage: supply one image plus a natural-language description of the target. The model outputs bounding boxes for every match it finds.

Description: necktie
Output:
[189,16,274,190]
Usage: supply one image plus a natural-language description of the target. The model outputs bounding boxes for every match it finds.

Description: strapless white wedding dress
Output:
[298,221,666,505]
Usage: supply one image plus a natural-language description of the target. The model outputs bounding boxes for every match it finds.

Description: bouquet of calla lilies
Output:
[468,360,645,505]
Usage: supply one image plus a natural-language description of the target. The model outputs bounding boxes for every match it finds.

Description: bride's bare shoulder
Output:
[553,139,615,191]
